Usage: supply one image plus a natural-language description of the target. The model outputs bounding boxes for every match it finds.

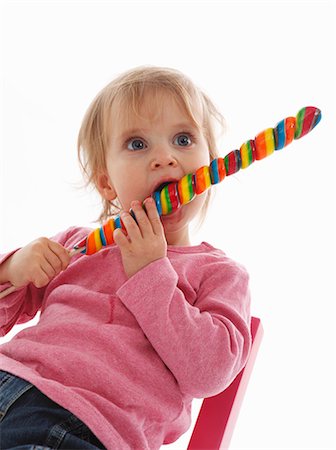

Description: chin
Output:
[161,206,184,224]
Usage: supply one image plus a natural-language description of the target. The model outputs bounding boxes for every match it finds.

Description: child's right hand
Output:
[0,237,70,289]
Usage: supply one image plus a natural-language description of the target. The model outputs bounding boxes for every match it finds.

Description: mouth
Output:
[151,178,179,194]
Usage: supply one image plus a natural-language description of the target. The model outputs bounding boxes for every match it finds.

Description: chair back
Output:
[187,316,263,450]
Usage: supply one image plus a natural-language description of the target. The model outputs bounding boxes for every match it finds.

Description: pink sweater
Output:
[0,226,251,450]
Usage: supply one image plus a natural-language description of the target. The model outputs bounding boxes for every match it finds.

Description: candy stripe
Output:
[195,167,205,194]
[274,119,285,150]
[168,183,180,212]
[225,150,241,175]
[95,228,102,251]
[296,106,322,139]
[240,140,256,168]
[103,219,115,245]
[115,216,122,230]
[210,159,219,183]
[284,117,296,146]
[224,152,233,174]
[178,173,195,203]
[274,117,296,149]
[195,166,211,194]
[86,230,98,255]
[301,111,312,138]
[309,107,322,130]
[295,107,305,139]
[152,191,162,215]
[99,226,107,247]
[255,131,267,159]
[210,157,226,183]
[160,185,171,215]
[255,128,275,160]
[217,157,226,181]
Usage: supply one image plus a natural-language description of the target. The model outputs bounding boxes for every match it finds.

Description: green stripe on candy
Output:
[295,107,305,139]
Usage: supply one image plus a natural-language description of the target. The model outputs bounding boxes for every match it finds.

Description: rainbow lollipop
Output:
[73,106,321,255]
[0,106,321,299]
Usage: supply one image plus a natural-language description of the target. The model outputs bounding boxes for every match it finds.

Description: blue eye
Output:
[127,138,146,151]
[174,134,192,146]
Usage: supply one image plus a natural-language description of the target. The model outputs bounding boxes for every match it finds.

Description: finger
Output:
[43,246,65,274]
[144,197,165,235]
[120,210,141,240]
[113,227,131,248]
[40,258,58,279]
[130,201,152,237]
[48,240,71,270]
[31,261,55,288]
[32,270,50,288]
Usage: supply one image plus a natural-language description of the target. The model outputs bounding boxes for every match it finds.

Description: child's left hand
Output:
[113,198,167,279]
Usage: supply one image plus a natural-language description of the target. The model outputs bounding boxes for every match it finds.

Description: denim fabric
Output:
[0,370,106,450]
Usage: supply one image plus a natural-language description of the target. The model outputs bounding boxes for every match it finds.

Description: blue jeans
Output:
[0,370,106,449]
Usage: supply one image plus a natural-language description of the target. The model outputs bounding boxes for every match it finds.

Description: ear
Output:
[96,171,117,201]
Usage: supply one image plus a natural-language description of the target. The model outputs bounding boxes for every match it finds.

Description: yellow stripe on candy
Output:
[94,228,102,252]
[160,187,170,215]
[265,128,275,156]
[240,141,254,168]
[178,174,195,204]
[104,219,115,245]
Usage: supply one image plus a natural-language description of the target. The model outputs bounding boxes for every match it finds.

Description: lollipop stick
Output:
[0,285,17,299]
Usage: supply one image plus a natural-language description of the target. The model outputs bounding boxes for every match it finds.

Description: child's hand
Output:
[1,237,71,289]
[113,198,167,279]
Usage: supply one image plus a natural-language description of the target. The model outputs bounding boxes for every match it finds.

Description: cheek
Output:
[187,145,210,171]
[115,176,145,210]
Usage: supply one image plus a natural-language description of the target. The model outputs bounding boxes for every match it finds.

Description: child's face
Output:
[98,90,210,246]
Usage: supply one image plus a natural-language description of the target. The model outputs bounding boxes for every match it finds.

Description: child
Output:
[0,66,252,450]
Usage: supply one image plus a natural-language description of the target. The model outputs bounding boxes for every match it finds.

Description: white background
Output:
[0,1,335,449]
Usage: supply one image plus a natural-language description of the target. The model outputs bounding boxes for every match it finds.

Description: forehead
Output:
[108,87,203,139]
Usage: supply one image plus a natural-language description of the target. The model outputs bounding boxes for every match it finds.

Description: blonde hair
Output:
[77,66,226,230]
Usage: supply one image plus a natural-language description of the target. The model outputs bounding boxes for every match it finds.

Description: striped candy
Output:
[76,216,125,255]
[177,173,195,204]
[194,166,212,195]
[255,128,275,160]
[210,158,226,183]
[159,182,180,215]
[274,117,296,149]
[240,140,256,169]
[73,106,321,255]
[295,106,322,139]
[224,150,242,175]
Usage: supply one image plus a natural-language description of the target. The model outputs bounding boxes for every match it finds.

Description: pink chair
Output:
[187,316,263,450]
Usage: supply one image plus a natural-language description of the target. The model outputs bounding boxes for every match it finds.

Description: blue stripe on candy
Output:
[115,216,122,228]
[210,159,219,184]
[234,149,242,171]
[152,191,162,216]
[99,227,107,246]
[311,109,322,130]
[275,120,285,150]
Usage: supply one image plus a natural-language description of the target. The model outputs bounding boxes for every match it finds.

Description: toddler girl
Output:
[0,66,251,450]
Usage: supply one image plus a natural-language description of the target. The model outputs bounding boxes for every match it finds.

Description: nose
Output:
[150,147,178,169]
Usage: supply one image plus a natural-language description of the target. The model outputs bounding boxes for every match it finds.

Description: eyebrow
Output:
[117,122,200,143]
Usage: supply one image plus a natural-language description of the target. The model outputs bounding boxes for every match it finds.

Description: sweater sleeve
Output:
[0,227,83,337]
[116,256,252,399]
